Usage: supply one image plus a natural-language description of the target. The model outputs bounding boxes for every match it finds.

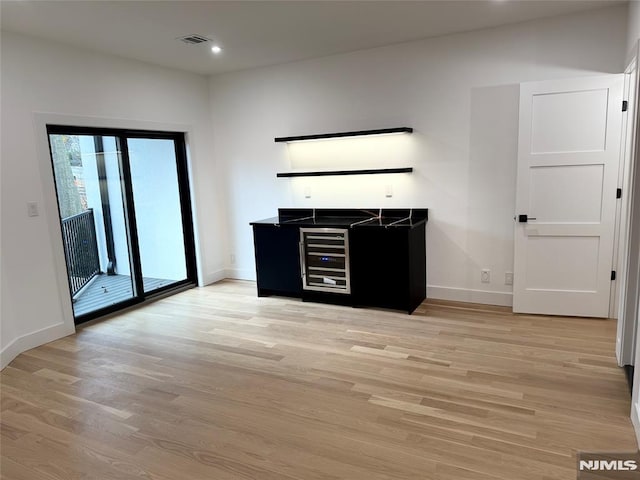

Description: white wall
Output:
[210,6,627,306]
[629,0,640,61]
[0,31,225,368]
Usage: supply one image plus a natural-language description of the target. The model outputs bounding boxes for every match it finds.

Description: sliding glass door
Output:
[128,138,189,294]
[47,126,196,323]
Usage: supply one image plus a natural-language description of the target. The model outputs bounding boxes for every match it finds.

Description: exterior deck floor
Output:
[73,273,171,317]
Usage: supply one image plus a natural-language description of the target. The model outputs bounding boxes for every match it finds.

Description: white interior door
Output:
[513,75,624,318]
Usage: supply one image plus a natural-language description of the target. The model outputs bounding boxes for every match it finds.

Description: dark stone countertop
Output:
[250,208,428,229]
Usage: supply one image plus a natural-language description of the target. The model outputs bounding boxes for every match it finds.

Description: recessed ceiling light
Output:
[211,45,222,54]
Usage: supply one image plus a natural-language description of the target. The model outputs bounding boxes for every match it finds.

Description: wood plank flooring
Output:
[1,280,637,479]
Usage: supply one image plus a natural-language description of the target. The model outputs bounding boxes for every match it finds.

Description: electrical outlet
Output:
[230,254,236,265]
[481,269,491,283]
[27,201,39,217]
[505,272,513,285]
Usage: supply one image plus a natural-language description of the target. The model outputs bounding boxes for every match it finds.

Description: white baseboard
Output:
[1,322,74,370]
[427,285,513,307]
[202,269,227,286]
[632,401,640,447]
[205,275,511,306]
[617,337,623,366]
[224,268,256,281]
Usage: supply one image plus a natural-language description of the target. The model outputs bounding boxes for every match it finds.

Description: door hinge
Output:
[611,270,617,281]
[617,188,622,199]
[623,100,628,112]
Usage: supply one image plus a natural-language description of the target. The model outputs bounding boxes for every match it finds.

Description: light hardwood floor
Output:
[1,280,637,479]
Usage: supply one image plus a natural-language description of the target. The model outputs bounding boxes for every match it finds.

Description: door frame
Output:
[34,113,202,329]
[47,125,198,324]
[615,51,640,366]
[624,39,640,447]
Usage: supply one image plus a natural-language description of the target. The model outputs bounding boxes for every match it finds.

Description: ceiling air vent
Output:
[178,34,210,45]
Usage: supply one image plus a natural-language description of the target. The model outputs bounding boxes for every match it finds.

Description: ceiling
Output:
[0,0,626,76]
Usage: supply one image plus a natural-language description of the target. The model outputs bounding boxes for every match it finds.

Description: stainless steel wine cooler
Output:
[299,228,351,294]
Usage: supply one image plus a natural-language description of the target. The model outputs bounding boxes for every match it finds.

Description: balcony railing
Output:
[61,209,101,297]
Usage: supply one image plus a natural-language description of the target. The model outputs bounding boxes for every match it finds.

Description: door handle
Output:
[516,214,536,223]
[299,242,306,280]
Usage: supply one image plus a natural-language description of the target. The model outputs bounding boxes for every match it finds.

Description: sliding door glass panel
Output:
[127,138,188,293]
[49,134,135,317]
